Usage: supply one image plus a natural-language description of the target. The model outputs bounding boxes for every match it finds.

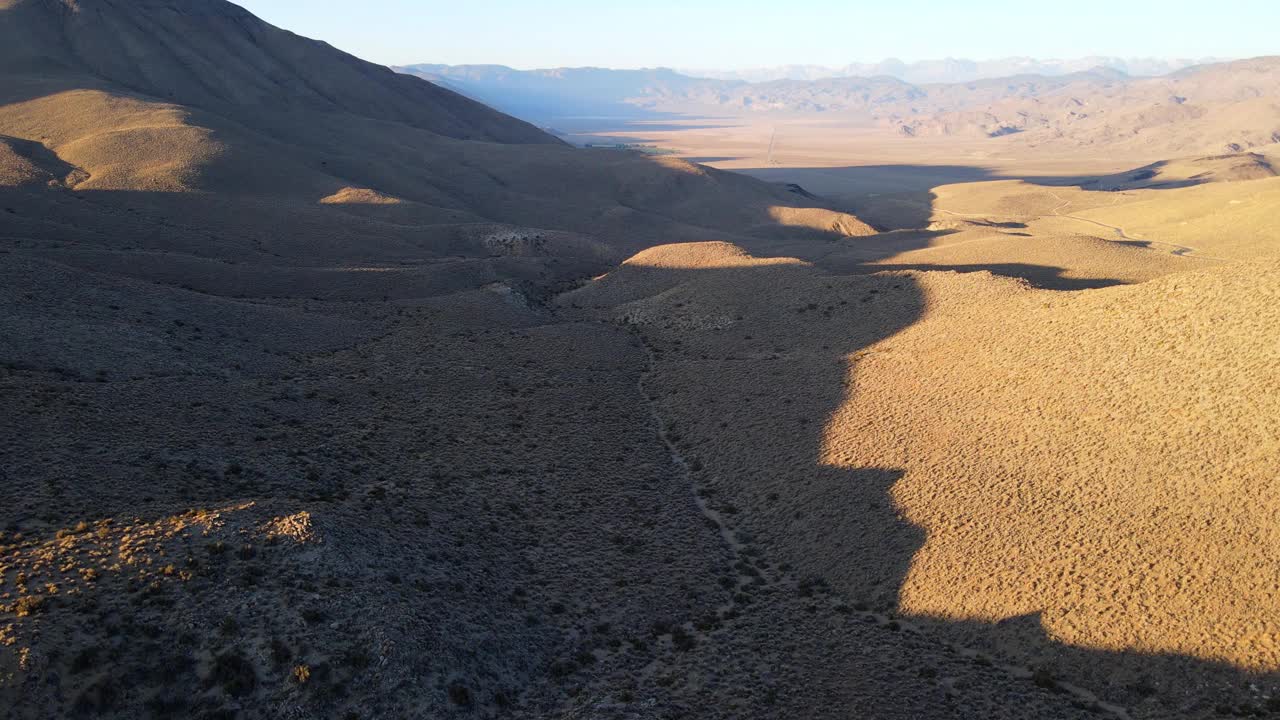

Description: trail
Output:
[633,328,747,611]
[1045,190,1228,261]
[625,323,1130,718]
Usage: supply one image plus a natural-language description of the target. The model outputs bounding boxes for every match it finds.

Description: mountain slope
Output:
[0,0,557,145]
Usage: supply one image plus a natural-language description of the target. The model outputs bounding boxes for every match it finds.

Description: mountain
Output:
[0,0,557,145]
[681,56,1221,84]
[897,57,1280,153]
[408,58,1280,156]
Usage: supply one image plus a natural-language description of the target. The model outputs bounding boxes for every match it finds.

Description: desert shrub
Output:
[693,614,720,632]
[14,595,46,617]
[73,677,121,715]
[219,616,239,636]
[69,645,100,674]
[670,627,696,652]
[548,659,577,678]
[206,651,257,697]
[1031,667,1058,691]
[301,607,326,625]
[144,692,187,716]
[269,638,293,667]
[447,681,473,709]
[342,647,372,670]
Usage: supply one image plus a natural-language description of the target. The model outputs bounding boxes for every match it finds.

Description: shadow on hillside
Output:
[732,160,1234,228]
[734,160,1246,198]
[863,262,1125,290]
[710,158,1242,289]
[740,163,1009,227]
[679,156,744,164]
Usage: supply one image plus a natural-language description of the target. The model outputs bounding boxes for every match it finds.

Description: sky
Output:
[234,0,1279,70]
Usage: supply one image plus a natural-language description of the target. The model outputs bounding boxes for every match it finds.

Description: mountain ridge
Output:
[402,57,1280,155]
[680,55,1225,84]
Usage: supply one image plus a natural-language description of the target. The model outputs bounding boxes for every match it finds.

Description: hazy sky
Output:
[235,0,1278,69]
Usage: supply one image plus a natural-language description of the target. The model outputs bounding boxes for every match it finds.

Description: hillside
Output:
[0,0,557,145]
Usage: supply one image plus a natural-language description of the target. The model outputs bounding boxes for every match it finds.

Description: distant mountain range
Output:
[397,58,1280,156]
[678,56,1224,84]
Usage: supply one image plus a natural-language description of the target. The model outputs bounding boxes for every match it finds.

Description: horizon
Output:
[234,0,1278,70]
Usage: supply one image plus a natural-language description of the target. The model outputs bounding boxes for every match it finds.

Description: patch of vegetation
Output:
[206,651,257,697]
[1032,667,1060,692]
[14,594,47,617]
[447,680,473,709]
[73,677,121,716]
[69,645,101,674]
